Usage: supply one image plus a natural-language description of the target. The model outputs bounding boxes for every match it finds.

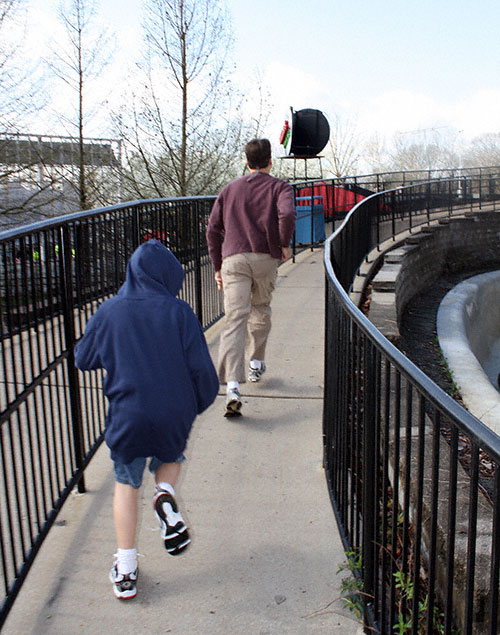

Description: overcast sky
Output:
[25,0,500,145]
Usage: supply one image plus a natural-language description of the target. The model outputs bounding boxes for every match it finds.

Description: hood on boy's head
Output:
[119,239,184,298]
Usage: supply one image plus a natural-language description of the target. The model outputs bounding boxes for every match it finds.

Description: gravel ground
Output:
[399,268,495,393]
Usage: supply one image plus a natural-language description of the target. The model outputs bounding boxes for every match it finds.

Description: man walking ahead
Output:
[206,138,296,416]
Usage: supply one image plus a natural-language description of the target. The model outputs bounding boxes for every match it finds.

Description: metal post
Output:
[59,225,86,493]
[194,201,203,325]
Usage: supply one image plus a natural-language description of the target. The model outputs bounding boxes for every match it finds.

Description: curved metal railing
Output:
[293,164,500,221]
[323,175,500,633]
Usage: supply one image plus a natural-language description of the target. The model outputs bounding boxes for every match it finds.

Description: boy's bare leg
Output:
[113,482,140,549]
[155,461,181,487]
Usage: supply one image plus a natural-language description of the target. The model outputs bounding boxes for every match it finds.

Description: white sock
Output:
[157,481,175,496]
[116,547,137,574]
[227,381,240,392]
[249,360,262,370]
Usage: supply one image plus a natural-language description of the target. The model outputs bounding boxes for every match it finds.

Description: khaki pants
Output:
[217,252,280,384]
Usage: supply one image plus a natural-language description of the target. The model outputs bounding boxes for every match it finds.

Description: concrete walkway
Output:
[3,248,363,635]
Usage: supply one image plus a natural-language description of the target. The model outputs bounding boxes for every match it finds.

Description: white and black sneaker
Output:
[248,362,266,383]
[225,388,242,417]
[109,562,138,600]
[153,487,191,555]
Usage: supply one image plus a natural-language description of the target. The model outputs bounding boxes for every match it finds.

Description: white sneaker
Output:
[109,561,138,600]
[153,488,191,555]
[225,388,242,416]
[248,362,266,382]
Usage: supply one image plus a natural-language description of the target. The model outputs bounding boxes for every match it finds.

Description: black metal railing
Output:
[0,195,221,627]
[294,165,500,222]
[324,175,500,633]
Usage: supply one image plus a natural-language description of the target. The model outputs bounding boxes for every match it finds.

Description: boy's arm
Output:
[74,318,103,371]
[182,311,219,414]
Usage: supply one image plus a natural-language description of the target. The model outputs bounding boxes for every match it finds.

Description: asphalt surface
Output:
[3,247,364,635]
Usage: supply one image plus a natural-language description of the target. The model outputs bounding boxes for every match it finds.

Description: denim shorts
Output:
[113,454,186,489]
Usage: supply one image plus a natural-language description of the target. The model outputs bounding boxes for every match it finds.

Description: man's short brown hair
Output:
[244,138,272,169]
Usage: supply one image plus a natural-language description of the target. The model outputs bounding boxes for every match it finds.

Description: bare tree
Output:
[0,0,41,131]
[462,133,500,168]
[390,137,459,173]
[364,128,461,174]
[48,0,113,209]
[0,1,56,222]
[117,0,250,198]
[324,114,360,177]
[363,133,389,174]
[0,0,21,130]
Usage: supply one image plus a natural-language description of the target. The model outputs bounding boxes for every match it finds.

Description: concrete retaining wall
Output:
[395,212,500,320]
[437,272,500,436]
[363,211,500,350]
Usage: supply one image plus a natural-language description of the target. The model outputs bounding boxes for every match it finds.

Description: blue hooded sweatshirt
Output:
[74,240,219,464]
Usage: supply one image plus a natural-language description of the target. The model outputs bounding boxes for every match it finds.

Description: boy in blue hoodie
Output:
[75,240,219,600]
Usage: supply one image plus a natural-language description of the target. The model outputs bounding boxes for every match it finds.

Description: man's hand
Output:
[281,247,292,262]
[215,270,223,290]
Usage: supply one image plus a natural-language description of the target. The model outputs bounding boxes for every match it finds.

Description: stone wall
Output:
[360,211,500,346]
[395,212,500,323]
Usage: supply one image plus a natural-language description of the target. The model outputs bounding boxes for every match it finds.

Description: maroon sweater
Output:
[206,172,296,271]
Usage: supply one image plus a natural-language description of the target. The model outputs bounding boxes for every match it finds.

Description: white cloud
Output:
[354,90,447,139]
[261,62,331,114]
[345,88,500,143]
[450,89,500,139]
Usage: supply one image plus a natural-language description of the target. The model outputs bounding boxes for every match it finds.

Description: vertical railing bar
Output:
[349,321,357,539]
[389,370,401,629]
[444,426,459,632]
[38,259,58,509]
[18,236,40,542]
[355,326,363,548]
[488,468,500,634]
[46,373,61,499]
[0,437,9,596]
[410,394,426,635]
[380,357,391,630]
[11,409,26,566]
[28,233,50,522]
[45,232,62,499]
[13,238,29,391]
[362,338,377,623]
[401,381,413,599]
[373,347,382,621]
[0,417,16,589]
[425,410,441,628]
[59,225,85,493]
[464,443,479,634]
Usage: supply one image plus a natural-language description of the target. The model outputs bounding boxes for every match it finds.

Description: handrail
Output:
[0,196,217,240]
